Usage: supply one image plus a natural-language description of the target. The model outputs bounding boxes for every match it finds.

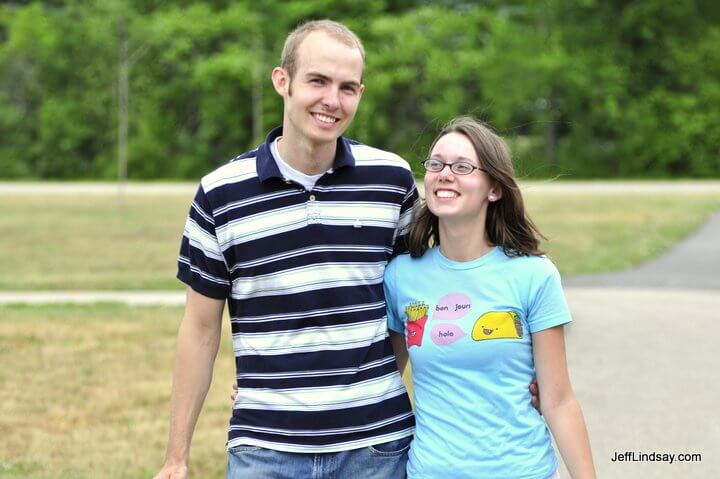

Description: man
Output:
[154,20,417,479]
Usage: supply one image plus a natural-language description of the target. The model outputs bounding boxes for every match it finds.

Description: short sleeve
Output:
[391,169,419,258]
[177,184,231,299]
[526,259,572,333]
[384,259,405,333]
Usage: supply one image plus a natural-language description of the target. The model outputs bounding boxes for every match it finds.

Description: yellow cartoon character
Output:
[471,311,523,341]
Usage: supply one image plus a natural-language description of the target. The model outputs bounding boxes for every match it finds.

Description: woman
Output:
[384,117,595,478]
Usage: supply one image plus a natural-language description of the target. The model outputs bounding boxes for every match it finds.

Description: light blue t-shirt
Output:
[384,246,571,479]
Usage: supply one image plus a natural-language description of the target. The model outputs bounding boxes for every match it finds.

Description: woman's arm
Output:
[533,326,596,479]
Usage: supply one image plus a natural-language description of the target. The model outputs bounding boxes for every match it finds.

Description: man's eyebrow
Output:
[305,72,330,81]
[305,71,361,88]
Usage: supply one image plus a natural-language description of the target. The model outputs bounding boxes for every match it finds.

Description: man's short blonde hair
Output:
[281,20,365,79]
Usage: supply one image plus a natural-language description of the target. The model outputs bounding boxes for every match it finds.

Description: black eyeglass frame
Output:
[422,159,487,175]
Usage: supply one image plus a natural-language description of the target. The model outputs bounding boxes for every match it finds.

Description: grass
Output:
[0,194,192,291]
[525,193,720,275]
[1,191,719,290]
[0,303,234,479]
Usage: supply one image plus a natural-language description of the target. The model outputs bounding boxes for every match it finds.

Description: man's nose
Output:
[321,86,341,110]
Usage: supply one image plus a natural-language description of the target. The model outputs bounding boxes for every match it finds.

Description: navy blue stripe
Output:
[231,306,386,334]
[235,339,394,375]
[235,358,399,389]
[227,282,386,318]
[230,395,414,436]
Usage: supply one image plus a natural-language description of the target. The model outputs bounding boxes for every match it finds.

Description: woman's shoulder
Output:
[502,250,560,278]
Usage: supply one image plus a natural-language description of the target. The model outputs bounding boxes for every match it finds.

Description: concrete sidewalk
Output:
[561,288,718,478]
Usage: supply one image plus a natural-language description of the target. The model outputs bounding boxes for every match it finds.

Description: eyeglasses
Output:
[423,159,486,175]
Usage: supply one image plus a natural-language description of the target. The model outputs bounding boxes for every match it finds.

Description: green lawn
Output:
[0,194,192,291]
[525,193,720,275]
[0,303,234,479]
[1,191,719,290]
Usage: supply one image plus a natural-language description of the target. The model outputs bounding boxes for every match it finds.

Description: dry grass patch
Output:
[0,303,235,479]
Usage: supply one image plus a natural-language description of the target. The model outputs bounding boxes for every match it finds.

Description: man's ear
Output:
[271,67,289,96]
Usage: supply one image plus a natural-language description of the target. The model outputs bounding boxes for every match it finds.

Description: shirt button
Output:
[308,195,316,201]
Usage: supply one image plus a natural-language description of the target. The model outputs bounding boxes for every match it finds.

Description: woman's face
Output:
[423,132,499,223]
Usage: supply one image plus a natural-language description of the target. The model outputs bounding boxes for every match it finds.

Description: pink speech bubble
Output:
[430,324,466,346]
[432,293,472,321]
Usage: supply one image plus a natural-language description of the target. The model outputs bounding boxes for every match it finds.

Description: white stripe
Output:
[202,157,258,192]
[230,301,386,324]
[216,204,308,247]
[184,218,223,260]
[320,202,400,227]
[229,245,390,272]
[213,189,301,217]
[235,356,396,380]
[312,184,406,194]
[230,262,385,300]
[233,372,406,411]
[233,318,386,356]
[226,428,415,454]
[351,145,412,171]
[395,203,416,235]
[228,411,413,436]
[216,201,400,247]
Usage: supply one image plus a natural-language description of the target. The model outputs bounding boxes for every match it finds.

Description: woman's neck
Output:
[437,217,493,262]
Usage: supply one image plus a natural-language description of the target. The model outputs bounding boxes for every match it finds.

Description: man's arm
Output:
[154,287,225,479]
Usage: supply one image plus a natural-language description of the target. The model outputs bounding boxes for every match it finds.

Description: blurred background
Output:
[1,0,719,182]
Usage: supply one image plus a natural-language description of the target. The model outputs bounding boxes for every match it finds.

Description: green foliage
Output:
[0,0,718,179]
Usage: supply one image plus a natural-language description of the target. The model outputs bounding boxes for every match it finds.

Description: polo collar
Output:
[255,127,356,182]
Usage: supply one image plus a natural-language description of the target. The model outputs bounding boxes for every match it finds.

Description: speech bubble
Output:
[430,324,466,346]
[432,293,472,321]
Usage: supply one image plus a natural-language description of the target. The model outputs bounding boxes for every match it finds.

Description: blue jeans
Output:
[226,436,411,479]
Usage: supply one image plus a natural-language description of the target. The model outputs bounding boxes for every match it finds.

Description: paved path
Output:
[559,210,720,478]
[566,211,720,290]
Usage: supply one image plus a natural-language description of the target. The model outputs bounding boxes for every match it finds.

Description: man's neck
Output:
[277,132,337,176]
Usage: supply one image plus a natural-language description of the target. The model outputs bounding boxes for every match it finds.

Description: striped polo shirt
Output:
[177,127,418,453]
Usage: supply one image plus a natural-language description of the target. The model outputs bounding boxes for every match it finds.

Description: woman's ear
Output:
[488,185,502,202]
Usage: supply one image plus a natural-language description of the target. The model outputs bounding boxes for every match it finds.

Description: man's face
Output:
[273,31,365,148]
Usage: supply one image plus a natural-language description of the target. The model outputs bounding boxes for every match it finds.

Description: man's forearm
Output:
[163,314,222,466]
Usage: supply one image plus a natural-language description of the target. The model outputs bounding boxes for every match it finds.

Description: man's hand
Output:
[152,463,188,479]
[529,378,540,413]
[231,380,238,401]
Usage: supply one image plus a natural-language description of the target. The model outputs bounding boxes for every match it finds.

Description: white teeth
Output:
[314,113,337,124]
[436,190,458,198]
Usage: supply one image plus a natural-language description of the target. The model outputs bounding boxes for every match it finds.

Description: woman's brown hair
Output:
[407,117,546,258]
